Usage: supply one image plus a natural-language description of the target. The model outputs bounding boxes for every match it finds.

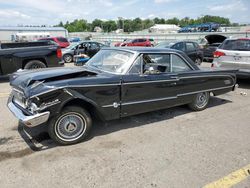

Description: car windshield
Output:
[155,42,174,48]
[219,39,250,51]
[66,43,79,49]
[86,49,134,74]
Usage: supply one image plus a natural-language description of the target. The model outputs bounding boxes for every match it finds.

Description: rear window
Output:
[219,39,250,51]
[57,37,68,42]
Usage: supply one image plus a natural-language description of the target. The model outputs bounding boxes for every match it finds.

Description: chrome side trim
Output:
[30,74,235,98]
[177,85,234,97]
[123,79,179,85]
[101,85,234,108]
[122,96,177,106]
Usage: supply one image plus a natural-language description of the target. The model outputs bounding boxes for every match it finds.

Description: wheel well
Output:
[22,58,47,69]
[62,98,103,121]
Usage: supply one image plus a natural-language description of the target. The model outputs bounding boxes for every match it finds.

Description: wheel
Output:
[63,54,73,63]
[24,60,46,69]
[48,106,92,145]
[194,57,202,65]
[188,92,210,111]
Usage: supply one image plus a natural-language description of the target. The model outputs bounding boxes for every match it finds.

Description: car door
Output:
[87,42,100,57]
[75,43,88,55]
[185,42,197,61]
[121,53,179,117]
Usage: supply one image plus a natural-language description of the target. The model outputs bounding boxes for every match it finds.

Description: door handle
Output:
[170,76,179,80]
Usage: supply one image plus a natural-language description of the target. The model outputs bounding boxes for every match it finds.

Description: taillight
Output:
[213,51,225,58]
[57,48,62,59]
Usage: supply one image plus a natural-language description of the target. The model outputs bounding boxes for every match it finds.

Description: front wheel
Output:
[188,92,210,111]
[48,106,92,145]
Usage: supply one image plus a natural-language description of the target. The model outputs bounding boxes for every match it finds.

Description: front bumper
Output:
[8,101,50,128]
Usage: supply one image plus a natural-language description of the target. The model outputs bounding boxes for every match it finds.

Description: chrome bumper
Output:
[8,101,50,128]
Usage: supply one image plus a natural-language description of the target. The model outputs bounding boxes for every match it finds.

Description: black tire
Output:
[24,60,46,69]
[48,106,92,145]
[194,57,202,65]
[188,92,210,111]
[63,54,73,63]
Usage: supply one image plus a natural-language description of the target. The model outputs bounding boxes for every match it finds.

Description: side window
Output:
[193,42,199,49]
[172,42,185,51]
[129,56,141,74]
[171,54,192,72]
[186,42,196,51]
[143,54,171,74]
[90,43,99,49]
[132,39,138,43]
[139,39,146,42]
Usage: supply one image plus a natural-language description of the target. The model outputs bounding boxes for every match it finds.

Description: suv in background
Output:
[156,41,204,65]
[212,38,250,78]
[121,38,153,47]
[38,37,70,48]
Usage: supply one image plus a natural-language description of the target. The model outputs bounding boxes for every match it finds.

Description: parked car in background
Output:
[62,41,107,63]
[120,38,154,47]
[38,37,70,48]
[68,37,81,43]
[114,39,128,47]
[8,48,237,145]
[199,34,227,62]
[0,41,63,75]
[156,41,204,65]
[212,38,250,78]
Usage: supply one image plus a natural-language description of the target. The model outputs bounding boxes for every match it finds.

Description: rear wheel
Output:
[63,54,73,63]
[48,106,92,145]
[194,57,202,65]
[24,60,46,69]
[188,92,210,111]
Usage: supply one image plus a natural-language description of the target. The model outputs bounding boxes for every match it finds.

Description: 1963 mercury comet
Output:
[7,48,237,145]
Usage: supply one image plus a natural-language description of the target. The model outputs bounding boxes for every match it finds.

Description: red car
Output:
[38,37,70,48]
[118,38,154,47]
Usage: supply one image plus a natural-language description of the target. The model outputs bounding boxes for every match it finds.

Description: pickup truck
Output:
[0,41,64,75]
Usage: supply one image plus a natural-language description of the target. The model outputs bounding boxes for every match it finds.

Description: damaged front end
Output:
[7,67,98,127]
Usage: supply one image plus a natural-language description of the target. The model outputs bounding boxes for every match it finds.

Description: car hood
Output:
[10,67,99,91]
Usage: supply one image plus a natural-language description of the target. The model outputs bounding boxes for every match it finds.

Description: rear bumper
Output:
[237,69,250,78]
[7,101,50,128]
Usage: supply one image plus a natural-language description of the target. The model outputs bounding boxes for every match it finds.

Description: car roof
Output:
[101,47,199,70]
[103,47,185,54]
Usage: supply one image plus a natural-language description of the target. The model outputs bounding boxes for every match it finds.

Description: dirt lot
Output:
[0,63,250,188]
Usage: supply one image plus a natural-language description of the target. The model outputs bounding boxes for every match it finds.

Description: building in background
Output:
[0,26,68,43]
[149,24,180,33]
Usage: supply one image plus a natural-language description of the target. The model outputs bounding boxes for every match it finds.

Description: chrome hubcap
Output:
[55,113,86,141]
[196,92,208,108]
[65,55,72,62]
[195,58,201,65]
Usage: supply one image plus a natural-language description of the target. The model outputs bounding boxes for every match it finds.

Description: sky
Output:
[0,0,249,26]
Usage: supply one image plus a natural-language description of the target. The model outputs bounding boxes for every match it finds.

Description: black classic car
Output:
[8,48,237,145]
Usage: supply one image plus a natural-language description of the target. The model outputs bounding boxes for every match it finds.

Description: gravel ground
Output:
[0,63,250,188]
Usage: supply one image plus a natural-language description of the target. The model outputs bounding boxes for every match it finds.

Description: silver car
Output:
[212,38,250,78]
[62,41,106,63]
